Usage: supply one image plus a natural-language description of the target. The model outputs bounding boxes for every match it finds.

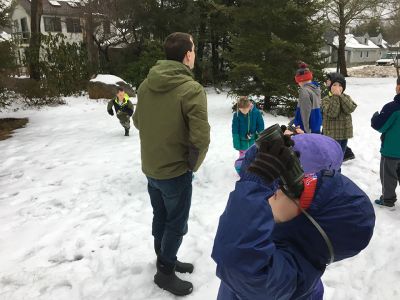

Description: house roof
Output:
[18,0,84,17]
[370,35,389,49]
[333,34,380,50]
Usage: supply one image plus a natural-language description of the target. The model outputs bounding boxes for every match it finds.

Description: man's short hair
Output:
[397,77,400,86]
[164,32,193,63]
[117,87,124,92]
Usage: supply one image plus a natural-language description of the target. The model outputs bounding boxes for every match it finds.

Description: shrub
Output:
[120,41,164,88]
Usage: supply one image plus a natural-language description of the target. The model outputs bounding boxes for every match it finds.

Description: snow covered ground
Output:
[0,77,399,300]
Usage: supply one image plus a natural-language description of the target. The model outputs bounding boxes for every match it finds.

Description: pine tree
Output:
[225,0,325,112]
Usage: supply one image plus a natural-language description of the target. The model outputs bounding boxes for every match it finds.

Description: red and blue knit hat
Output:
[295,62,313,84]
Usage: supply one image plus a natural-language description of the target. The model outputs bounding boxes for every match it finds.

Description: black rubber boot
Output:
[124,128,129,136]
[154,240,193,274]
[175,261,194,274]
[154,258,193,296]
[343,147,355,162]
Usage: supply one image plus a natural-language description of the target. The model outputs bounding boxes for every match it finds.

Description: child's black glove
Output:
[108,109,114,116]
[248,141,295,184]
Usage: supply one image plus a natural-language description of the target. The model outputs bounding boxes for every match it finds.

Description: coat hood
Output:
[146,60,194,93]
[292,134,343,173]
[272,171,375,270]
[303,82,321,98]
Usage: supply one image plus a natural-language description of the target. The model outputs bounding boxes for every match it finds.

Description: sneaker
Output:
[374,199,395,209]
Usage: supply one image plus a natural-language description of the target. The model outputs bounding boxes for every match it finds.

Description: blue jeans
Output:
[336,139,348,154]
[147,171,193,265]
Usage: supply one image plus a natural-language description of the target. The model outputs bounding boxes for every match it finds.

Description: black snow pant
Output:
[380,156,400,205]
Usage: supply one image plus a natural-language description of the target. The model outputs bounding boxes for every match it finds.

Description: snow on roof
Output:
[0,31,12,41]
[333,34,380,50]
[90,74,127,85]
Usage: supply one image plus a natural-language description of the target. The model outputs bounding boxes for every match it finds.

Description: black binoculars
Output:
[255,124,305,199]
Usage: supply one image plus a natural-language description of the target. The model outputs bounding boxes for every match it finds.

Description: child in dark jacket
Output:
[371,77,400,208]
[294,62,322,134]
[107,87,134,136]
[232,96,264,173]
[212,125,375,300]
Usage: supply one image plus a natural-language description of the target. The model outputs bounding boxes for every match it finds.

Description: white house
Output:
[323,32,390,65]
[11,0,84,65]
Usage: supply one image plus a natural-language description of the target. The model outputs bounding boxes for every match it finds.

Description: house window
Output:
[366,51,369,58]
[360,51,363,58]
[44,17,62,32]
[66,18,81,33]
[20,17,28,33]
[20,18,29,40]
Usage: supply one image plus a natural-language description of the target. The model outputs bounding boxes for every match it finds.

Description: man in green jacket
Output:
[371,77,400,208]
[134,32,210,296]
[107,87,134,136]
[321,74,357,154]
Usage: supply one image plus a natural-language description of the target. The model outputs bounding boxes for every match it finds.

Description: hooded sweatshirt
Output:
[294,83,322,134]
[212,170,375,300]
[134,60,210,180]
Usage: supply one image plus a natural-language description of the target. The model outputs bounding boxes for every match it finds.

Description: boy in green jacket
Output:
[107,87,134,136]
[371,77,400,208]
[321,74,357,154]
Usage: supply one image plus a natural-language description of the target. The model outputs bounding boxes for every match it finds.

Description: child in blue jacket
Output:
[232,96,264,173]
[294,62,322,133]
[212,125,375,300]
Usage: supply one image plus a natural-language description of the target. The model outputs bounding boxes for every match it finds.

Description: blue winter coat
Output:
[232,105,265,151]
[294,83,322,134]
[212,169,375,300]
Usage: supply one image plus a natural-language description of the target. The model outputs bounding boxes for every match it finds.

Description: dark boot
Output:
[343,147,355,162]
[154,258,193,296]
[175,261,194,274]
[154,240,194,274]
[124,128,129,136]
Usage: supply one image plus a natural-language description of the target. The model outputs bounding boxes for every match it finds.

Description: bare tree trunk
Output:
[84,0,99,76]
[211,28,219,85]
[28,0,43,80]
[338,2,348,77]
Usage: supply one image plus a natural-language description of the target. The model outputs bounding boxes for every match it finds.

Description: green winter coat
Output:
[321,93,357,140]
[134,60,210,180]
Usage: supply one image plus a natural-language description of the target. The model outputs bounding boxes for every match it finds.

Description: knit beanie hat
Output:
[330,73,346,92]
[295,62,313,84]
[298,175,318,211]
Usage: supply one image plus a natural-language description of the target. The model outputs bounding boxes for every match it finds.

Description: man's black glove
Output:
[108,109,114,116]
[248,141,295,184]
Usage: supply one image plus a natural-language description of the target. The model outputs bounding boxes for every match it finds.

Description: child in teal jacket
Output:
[232,97,264,173]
